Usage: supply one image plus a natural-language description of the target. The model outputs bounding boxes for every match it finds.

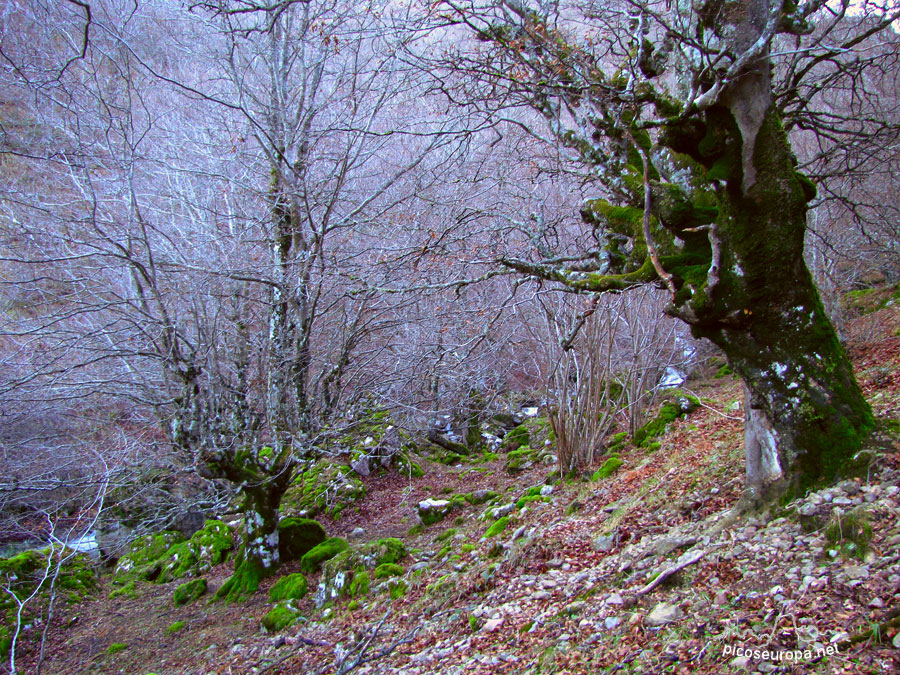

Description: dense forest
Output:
[1,1,899,673]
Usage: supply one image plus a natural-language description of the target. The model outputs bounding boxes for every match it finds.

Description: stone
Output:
[604,616,621,629]
[798,503,818,517]
[645,602,682,627]
[540,485,554,496]
[653,537,695,556]
[606,592,624,605]
[490,503,516,519]
[483,617,504,633]
[730,656,750,669]
[417,499,453,526]
[843,565,869,580]
[350,527,366,539]
[591,534,616,552]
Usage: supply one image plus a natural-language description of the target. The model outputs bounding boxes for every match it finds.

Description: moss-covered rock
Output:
[173,578,207,606]
[156,519,233,584]
[393,452,425,478]
[501,424,530,452]
[0,546,99,642]
[157,541,198,584]
[349,570,370,597]
[262,601,302,632]
[269,573,308,602]
[314,537,407,607]
[281,460,366,521]
[484,516,510,538]
[633,391,700,447]
[417,498,454,526]
[373,563,405,579]
[299,537,349,574]
[363,537,407,565]
[114,531,185,581]
[278,517,326,562]
[591,456,624,481]
[115,521,232,586]
[504,446,536,473]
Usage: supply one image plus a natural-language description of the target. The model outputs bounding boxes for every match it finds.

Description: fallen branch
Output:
[637,546,713,596]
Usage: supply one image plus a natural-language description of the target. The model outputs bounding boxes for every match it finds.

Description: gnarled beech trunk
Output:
[201,446,294,602]
[662,3,874,505]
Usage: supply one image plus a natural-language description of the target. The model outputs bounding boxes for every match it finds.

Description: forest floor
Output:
[16,301,900,675]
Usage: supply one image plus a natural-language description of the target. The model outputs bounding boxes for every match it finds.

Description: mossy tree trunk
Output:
[206,448,295,602]
[658,14,875,505]
[466,0,876,503]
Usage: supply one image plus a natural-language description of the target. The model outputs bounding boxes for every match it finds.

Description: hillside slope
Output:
[14,305,900,675]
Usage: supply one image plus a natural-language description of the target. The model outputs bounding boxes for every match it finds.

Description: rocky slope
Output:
[11,309,900,675]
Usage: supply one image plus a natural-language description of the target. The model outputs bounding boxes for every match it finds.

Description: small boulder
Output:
[278,517,326,562]
[417,499,453,526]
[268,573,308,602]
[173,578,207,606]
[645,602,683,627]
[299,537,349,574]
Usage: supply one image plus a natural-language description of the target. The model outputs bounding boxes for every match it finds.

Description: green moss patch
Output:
[501,424,530,452]
[364,537,407,565]
[388,579,407,600]
[166,621,185,634]
[214,554,266,603]
[299,537,349,574]
[633,392,700,447]
[107,642,127,655]
[350,570,370,597]
[484,516,510,538]
[269,573,308,602]
[173,578,207,606]
[504,447,536,473]
[591,456,624,481]
[373,563,405,580]
[281,460,366,521]
[0,547,98,637]
[114,531,185,581]
[262,601,302,632]
[118,521,233,586]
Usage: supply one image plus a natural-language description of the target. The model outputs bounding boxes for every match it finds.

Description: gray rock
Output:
[351,455,371,477]
[491,503,516,519]
[604,616,621,629]
[592,534,616,552]
[843,565,869,580]
[540,485,554,496]
[645,602,683,627]
[798,503,818,517]
[654,537,696,556]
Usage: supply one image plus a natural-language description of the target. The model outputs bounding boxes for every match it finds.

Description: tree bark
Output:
[662,0,875,502]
